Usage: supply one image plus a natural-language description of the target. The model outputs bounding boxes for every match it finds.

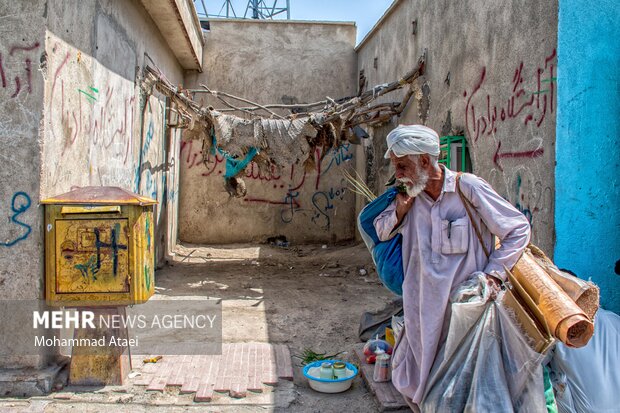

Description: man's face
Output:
[390,153,419,181]
[390,153,429,198]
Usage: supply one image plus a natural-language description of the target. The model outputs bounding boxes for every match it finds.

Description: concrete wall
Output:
[555,0,620,313]
[0,0,47,369]
[0,0,193,370]
[41,0,186,265]
[356,0,558,255]
[181,20,358,244]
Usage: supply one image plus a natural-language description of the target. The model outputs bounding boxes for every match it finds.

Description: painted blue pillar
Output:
[555,0,620,313]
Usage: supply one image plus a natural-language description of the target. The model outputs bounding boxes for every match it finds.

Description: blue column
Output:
[555,0,620,313]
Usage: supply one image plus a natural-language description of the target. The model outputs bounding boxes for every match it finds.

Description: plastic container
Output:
[373,349,391,382]
[303,360,358,393]
[319,362,334,379]
[333,362,348,379]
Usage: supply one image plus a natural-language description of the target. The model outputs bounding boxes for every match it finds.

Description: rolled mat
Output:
[511,249,595,348]
[528,244,600,320]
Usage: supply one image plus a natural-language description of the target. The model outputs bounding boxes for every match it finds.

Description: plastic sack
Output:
[549,308,620,413]
[421,275,547,412]
[363,337,393,356]
[358,187,404,295]
[391,314,404,346]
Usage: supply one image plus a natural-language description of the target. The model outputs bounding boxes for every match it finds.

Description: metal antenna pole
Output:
[196,0,289,20]
[200,0,208,17]
[252,0,259,19]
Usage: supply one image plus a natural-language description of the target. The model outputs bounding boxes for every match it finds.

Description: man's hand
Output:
[395,193,414,225]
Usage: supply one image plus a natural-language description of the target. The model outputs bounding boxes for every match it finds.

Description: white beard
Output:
[399,169,429,198]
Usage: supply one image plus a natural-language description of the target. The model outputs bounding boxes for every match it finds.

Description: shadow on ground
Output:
[0,242,402,413]
[153,242,397,412]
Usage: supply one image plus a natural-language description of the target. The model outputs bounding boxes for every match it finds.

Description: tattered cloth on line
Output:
[141,55,426,196]
[211,112,316,168]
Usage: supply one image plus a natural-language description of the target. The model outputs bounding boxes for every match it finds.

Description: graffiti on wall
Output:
[0,192,32,247]
[134,98,170,205]
[464,50,557,232]
[56,219,130,293]
[311,185,348,230]
[181,140,354,230]
[47,41,136,188]
[0,41,40,99]
[464,49,556,170]
[486,170,554,232]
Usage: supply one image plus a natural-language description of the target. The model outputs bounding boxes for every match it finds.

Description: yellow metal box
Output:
[42,187,157,306]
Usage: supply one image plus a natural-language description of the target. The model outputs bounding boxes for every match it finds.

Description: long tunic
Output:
[373,166,530,403]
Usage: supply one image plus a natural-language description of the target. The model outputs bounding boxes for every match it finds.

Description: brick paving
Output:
[130,343,293,403]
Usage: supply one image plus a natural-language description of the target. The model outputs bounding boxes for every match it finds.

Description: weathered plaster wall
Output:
[181,20,358,244]
[0,0,47,369]
[356,0,558,255]
[555,0,620,313]
[0,0,194,373]
[41,0,186,265]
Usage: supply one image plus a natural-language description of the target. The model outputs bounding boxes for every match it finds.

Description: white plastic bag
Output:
[421,274,547,412]
[391,314,404,345]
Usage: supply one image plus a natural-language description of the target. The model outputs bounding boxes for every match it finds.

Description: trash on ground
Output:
[267,235,289,248]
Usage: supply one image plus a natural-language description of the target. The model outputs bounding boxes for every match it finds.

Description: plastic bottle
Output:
[373,349,391,382]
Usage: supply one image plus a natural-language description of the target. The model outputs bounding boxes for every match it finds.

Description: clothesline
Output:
[141,54,425,196]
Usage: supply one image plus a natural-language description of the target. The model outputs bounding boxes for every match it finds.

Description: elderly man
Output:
[373,125,531,410]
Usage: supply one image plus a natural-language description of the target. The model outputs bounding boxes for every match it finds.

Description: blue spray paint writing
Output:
[141,121,154,159]
[322,143,354,174]
[93,223,127,277]
[514,174,534,225]
[0,192,32,247]
[144,170,158,200]
[311,187,347,230]
[280,191,301,224]
[74,255,99,282]
[133,164,141,193]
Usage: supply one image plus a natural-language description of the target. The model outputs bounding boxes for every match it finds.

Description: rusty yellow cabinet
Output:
[42,187,157,306]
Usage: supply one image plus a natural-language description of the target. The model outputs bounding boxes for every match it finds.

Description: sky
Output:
[194,0,396,45]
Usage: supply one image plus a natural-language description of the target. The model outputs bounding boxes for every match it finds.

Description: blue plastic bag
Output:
[357,187,404,295]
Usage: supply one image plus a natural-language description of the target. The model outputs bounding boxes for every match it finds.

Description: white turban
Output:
[384,125,440,158]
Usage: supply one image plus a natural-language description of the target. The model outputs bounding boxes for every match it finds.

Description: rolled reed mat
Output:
[528,244,600,319]
[512,250,594,348]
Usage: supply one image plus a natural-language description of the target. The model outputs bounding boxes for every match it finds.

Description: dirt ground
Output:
[0,242,404,413]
